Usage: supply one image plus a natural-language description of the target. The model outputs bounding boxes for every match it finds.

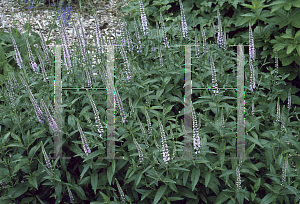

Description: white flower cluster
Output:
[159,120,170,164]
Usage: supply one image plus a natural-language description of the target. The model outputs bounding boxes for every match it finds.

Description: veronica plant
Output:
[1,0,300,203]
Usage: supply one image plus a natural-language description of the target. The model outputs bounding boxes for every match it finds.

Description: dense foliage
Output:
[0,0,300,203]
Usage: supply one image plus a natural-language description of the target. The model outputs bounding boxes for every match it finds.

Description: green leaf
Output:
[28,175,38,190]
[168,182,178,193]
[156,88,164,101]
[214,191,231,204]
[135,170,143,187]
[153,185,167,204]
[205,171,211,187]
[73,185,87,200]
[7,183,28,198]
[287,44,297,54]
[245,134,263,148]
[83,150,104,162]
[182,171,189,186]
[68,115,75,127]
[177,186,198,199]
[100,192,111,202]
[91,172,98,195]
[168,197,184,201]
[28,145,40,160]
[161,177,176,183]
[107,165,114,185]
[80,164,90,181]
[135,189,153,201]
[253,178,261,192]
[2,132,10,145]
[260,193,275,204]
[219,170,235,178]
[191,168,200,191]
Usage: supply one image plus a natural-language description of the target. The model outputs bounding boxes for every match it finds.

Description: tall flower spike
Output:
[4,82,16,112]
[145,109,152,138]
[19,74,44,124]
[169,127,175,159]
[281,106,286,134]
[77,121,91,156]
[236,166,242,190]
[133,136,144,164]
[158,120,170,165]
[249,21,255,92]
[120,44,132,81]
[57,13,72,74]
[115,87,127,123]
[276,98,280,123]
[156,21,160,49]
[40,98,59,134]
[115,179,126,202]
[179,0,188,38]
[87,91,104,138]
[67,185,75,204]
[192,105,201,155]
[210,56,219,95]
[275,52,279,84]
[139,0,148,36]
[134,17,142,53]
[281,156,288,186]
[37,52,48,82]
[287,88,291,111]
[37,22,50,64]
[94,12,105,55]
[200,25,208,54]
[41,142,54,174]
[160,12,169,49]
[252,99,255,116]
[26,38,39,74]
[10,72,19,87]
[7,75,15,96]
[137,117,149,149]
[9,27,24,69]
[217,8,224,49]
[125,22,134,52]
